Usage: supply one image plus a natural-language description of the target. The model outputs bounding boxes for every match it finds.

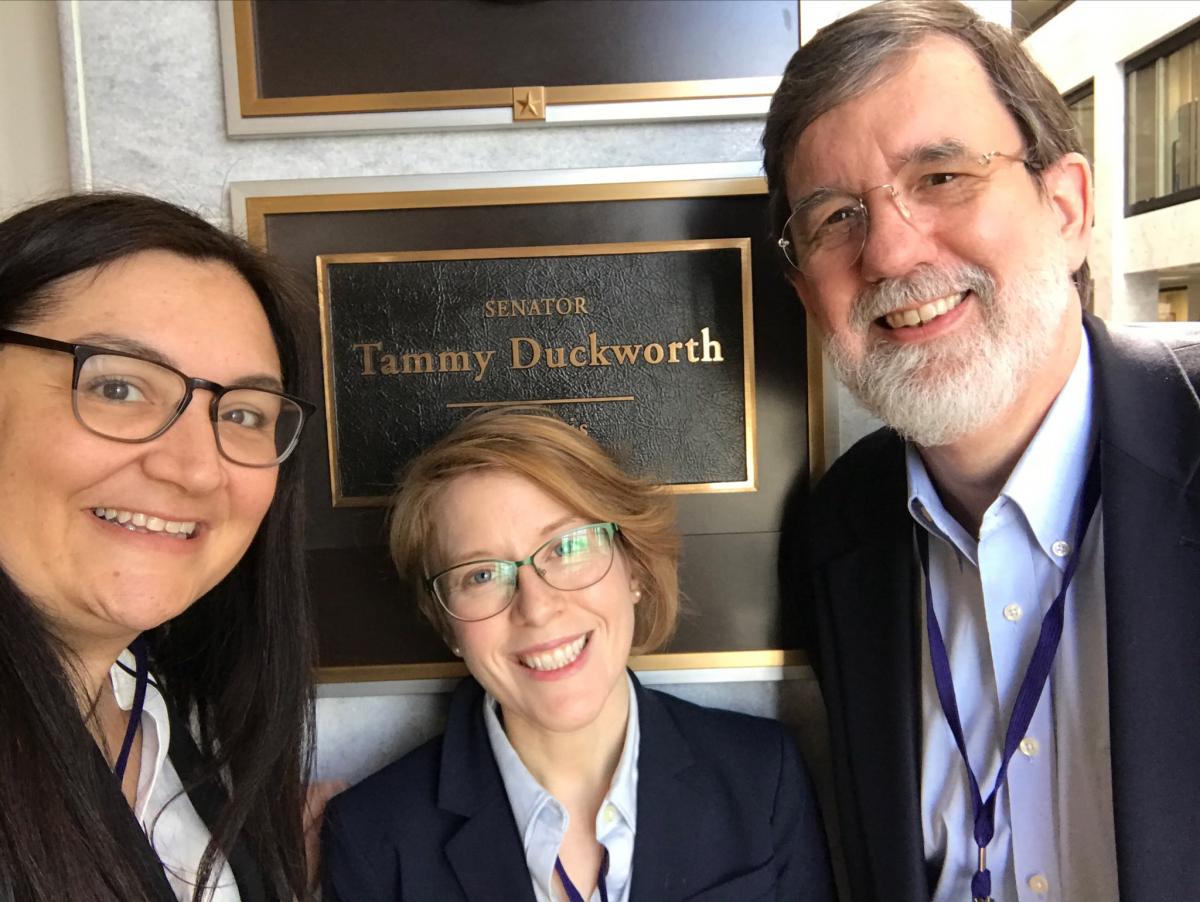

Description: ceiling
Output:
[1011,0,1071,37]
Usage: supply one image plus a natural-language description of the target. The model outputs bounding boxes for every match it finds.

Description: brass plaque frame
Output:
[315,238,757,506]
[226,0,782,122]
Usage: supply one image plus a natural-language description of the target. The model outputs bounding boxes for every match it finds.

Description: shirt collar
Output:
[109,647,170,818]
[483,672,639,842]
[1002,329,1096,565]
[906,329,1095,564]
[604,676,639,831]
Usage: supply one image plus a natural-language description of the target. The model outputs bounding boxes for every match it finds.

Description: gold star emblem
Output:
[512,86,545,121]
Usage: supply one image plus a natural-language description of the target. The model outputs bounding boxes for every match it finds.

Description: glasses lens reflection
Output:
[75,353,187,440]
[433,524,616,622]
[216,388,304,465]
[73,353,304,466]
[782,149,1023,275]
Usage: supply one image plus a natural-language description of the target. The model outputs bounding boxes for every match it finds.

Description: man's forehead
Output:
[785,35,1019,196]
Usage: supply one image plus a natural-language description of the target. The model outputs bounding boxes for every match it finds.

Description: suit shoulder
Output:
[810,425,903,514]
[325,732,445,832]
[649,688,792,762]
[1101,320,1200,379]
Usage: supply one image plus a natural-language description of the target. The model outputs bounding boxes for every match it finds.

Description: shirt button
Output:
[1003,603,1023,622]
[603,804,617,824]
[1052,540,1071,557]
[1020,736,1040,758]
[1028,873,1049,894]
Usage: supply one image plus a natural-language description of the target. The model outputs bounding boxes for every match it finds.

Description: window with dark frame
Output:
[1064,81,1095,167]
[1126,19,1200,217]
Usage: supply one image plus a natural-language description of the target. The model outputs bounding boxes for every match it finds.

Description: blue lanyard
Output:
[554,847,609,902]
[113,636,149,782]
[916,448,1101,902]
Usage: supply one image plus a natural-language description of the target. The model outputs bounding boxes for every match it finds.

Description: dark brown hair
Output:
[762,0,1090,302]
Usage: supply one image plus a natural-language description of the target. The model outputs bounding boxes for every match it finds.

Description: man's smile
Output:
[880,290,968,329]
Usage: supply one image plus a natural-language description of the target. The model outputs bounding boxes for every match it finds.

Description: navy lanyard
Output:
[916,448,1101,902]
[112,636,149,782]
[554,847,609,902]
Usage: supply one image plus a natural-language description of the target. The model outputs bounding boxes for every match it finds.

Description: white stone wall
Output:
[56,0,765,228]
[1025,0,1200,322]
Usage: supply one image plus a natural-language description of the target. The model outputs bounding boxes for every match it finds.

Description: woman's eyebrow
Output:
[74,331,284,391]
[539,515,586,539]
[75,332,172,365]
[443,517,589,565]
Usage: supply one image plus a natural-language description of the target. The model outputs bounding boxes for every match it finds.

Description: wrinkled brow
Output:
[897,138,972,165]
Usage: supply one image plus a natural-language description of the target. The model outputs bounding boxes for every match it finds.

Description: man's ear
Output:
[1042,151,1093,273]
[786,267,812,310]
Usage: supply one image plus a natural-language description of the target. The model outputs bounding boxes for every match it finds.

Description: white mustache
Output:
[850,264,996,331]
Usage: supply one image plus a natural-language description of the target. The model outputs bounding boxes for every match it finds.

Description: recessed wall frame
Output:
[230,163,822,682]
[217,0,798,136]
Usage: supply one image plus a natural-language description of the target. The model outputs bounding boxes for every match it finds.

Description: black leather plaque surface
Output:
[255,186,810,673]
[320,242,752,504]
[250,0,799,98]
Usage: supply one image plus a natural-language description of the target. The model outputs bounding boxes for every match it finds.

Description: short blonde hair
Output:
[389,408,679,654]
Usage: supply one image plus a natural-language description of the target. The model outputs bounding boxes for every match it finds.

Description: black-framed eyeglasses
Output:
[0,328,315,467]
[427,522,621,622]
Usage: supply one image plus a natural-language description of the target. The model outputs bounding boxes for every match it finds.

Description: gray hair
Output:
[762,0,1089,303]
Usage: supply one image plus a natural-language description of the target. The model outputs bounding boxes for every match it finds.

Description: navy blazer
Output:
[781,315,1200,902]
[322,674,834,901]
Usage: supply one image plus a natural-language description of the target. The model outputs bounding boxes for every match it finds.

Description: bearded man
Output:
[766,3,1200,901]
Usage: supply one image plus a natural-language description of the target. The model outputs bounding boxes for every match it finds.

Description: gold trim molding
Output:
[244,178,766,250]
[317,649,809,684]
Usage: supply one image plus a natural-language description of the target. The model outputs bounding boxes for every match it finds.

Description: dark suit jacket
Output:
[322,674,834,901]
[781,314,1200,902]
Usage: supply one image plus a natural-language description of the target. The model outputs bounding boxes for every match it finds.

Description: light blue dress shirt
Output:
[907,332,1119,902]
[484,674,639,902]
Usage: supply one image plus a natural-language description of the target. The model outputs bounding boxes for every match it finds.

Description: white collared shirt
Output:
[908,332,1119,902]
[111,650,240,902]
[484,674,639,902]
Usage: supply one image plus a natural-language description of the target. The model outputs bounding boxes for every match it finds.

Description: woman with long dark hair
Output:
[0,193,317,901]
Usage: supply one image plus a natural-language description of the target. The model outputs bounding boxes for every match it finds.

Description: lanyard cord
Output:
[112,635,149,782]
[554,847,610,902]
[916,447,1101,902]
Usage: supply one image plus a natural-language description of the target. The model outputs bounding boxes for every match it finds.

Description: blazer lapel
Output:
[1089,317,1200,901]
[628,677,710,901]
[444,796,540,902]
[812,430,928,901]
[438,678,539,902]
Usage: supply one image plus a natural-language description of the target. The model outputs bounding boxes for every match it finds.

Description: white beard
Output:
[823,254,1073,447]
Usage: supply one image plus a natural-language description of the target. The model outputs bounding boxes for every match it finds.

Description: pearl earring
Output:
[451,646,461,656]
[632,589,642,602]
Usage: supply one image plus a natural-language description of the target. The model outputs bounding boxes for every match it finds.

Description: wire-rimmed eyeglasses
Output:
[427,522,621,622]
[0,328,315,467]
[778,145,1032,275]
